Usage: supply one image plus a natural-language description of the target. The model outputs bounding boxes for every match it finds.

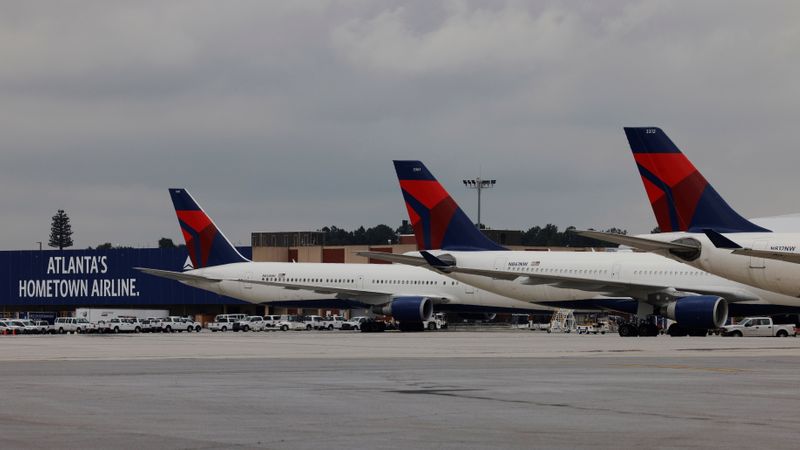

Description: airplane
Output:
[578,127,800,299]
[136,189,553,331]
[359,160,800,337]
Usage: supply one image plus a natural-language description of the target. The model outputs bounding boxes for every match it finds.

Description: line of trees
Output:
[318,223,629,247]
[48,209,644,250]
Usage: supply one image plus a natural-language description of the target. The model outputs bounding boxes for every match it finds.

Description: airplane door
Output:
[750,241,767,269]
[358,275,364,289]
[611,263,622,280]
[240,271,254,297]
[493,257,507,270]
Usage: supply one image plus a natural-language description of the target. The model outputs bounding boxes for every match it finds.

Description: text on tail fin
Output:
[624,128,768,233]
[169,189,249,268]
[393,161,506,251]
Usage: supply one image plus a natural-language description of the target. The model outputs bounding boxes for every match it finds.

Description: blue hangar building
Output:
[1,247,263,319]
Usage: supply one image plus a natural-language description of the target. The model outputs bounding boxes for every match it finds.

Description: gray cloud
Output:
[1,0,800,249]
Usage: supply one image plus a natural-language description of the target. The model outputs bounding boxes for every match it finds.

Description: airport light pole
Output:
[462,177,496,228]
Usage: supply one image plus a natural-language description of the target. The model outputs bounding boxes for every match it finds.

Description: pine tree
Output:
[49,209,74,250]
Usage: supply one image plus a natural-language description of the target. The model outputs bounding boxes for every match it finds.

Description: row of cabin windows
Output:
[518,267,609,275]
[373,279,458,286]
[261,276,458,286]
[633,270,707,276]
[264,276,355,284]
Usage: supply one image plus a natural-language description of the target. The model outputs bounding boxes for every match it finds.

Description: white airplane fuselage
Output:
[631,232,800,298]
[182,261,553,312]
[422,249,800,311]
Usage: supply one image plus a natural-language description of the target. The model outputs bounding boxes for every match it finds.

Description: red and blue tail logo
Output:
[624,128,768,233]
[393,161,506,251]
[169,189,249,268]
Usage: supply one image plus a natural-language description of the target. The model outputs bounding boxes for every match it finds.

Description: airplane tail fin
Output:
[169,188,249,268]
[393,161,506,251]
[624,127,769,233]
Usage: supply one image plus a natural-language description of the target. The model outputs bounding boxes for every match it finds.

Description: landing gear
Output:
[360,320,387,333]
[618,323,639,337]
[638,323,659,337]
[618,317,660,337]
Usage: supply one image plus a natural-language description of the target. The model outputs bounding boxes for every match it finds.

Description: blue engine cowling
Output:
[375,297,433,322]
[665,295,728,329]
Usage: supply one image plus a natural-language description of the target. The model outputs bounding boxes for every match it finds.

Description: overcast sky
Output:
[2,0,799,250]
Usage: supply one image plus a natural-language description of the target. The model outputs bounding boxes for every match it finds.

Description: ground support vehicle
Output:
[98,317,142,333]
[159,316,195,333]
[321,316,346,330]
[181,318,202,332]
[208,316,239,332]
[32,320,51,334]
[423,313,448,331]
[15,319,44,334]
[1,320,25,335]
[52,317,96,334]
[304,315,326,330]
[576,323,608,335]
[721,317,796,337]
[341,316,370,331]
[325,316,345,330]
[263,315,283,328]
[234,316,267,332]
[276,316,307,331]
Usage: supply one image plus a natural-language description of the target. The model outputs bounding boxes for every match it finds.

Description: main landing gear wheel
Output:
[638,323,659,337]
[618,323,639,337]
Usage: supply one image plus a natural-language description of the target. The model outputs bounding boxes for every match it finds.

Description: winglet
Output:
[393,160,506,251]
[702,229,742,249]
[625,127,769,233]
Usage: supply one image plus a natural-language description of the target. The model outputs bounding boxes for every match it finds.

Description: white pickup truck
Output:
[235,316,267,332]
[276,315,308,331]
[99,317,143,333]
[721,317,796,337]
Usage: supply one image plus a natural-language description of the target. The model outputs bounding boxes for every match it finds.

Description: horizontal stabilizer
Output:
[135,267,222,283]
[356,251,430,266]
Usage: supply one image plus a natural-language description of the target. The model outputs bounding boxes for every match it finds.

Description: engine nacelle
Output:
[665,295,728,329]
[374,296,433,323]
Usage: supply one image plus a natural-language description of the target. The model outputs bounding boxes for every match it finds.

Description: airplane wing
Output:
[237,279,453,304]
[731,249,800,264]
[356,251,758,302]
[576,230,701,253]
[135,267,224,283]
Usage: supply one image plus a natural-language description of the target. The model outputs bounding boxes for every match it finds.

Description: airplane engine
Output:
[373,296,433,323]
[665,295,728,329]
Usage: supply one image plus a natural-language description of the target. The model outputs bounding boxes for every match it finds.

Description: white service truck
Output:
[234,316,267,332]
[721,317,796,337]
